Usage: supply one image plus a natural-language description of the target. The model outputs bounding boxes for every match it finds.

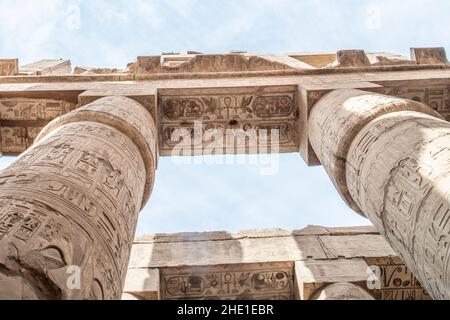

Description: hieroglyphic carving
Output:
[308,89,440,214]
[0,96,156,300]
[161,95,294,122]
[162,121,295,153]
[366,257,430,300]
[309,89,450,299]
[345,111,450,300]
[0,126,45,153]
[0,98,77,154]
[384,86,450,121]
[0,99,76,121]
[160,263,294,300]
[159,91,297,155]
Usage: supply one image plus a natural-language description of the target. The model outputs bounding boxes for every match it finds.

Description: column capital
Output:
[309,89,441,214]
[35,96,157,208]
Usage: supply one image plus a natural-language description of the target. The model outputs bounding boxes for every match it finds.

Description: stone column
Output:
[0,96,157,300]
[309,89,450,300]
[314,283,374,300]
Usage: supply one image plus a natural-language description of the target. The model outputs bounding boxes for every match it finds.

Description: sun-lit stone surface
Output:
[0,96,157,299]
[0,47,449,300]
[124,227,430,300]
[309,88,450,300]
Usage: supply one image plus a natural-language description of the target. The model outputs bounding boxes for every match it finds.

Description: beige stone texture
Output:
[314,283,375,300]
[366,52,415,66]
[331,50,371,68]
[411,47,449,65]
[1,48,450,300]
[308,89,441,212]
[0,59,19,76]
[134,53,300,75]
[123,268,160,300]
[309,88,450,300]
[295,259,370,300]
[0,96,157,299]
[346,111,450,299]
[125,227,427,300]
[289,53,336,68]
[20,59,72,76]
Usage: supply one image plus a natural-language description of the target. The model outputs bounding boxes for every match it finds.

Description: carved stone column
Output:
[309,89,450,300]
[0,96,157,300]
[314,283,374,300]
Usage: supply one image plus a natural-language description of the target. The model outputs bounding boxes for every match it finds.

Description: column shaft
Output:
[309,89,450,299]
[0,96,157,300]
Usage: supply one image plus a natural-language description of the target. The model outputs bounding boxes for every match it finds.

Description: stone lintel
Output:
[288,53,336,68]
[126,226,428,300]
[158,85,299,157]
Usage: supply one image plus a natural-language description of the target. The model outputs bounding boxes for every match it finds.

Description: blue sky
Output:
[0,0,449,235]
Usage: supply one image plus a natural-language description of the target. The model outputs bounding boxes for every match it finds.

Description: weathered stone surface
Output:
[314,283,374,300]
[365,257,431,300]
[126,227,427,300]
[295,259,370,300]
[37,96,157,206]
[310,88,450,300]
[128,235,327,269]
[0,96,157,300]
[20,59,72,76]
[160,262,294,300]
[0,98,78,155]
[383,85,450,121]
[158,85,298,156]
[331,50,371,68]
[367,52,415,66]
[346,111,450,299]
[411,47,449,65]
[308,89,441,212]
[0,59,18,76]
[1,48,450,301]
[289,53,336,68]
[123,268,160,300]
[135,53,298,74]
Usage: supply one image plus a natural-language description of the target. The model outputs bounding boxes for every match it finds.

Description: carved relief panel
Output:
[160,263,294,300]
[366,257,431,300]
[0,98,77,154]
[384,86,450,121]
[158,86,298,156]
